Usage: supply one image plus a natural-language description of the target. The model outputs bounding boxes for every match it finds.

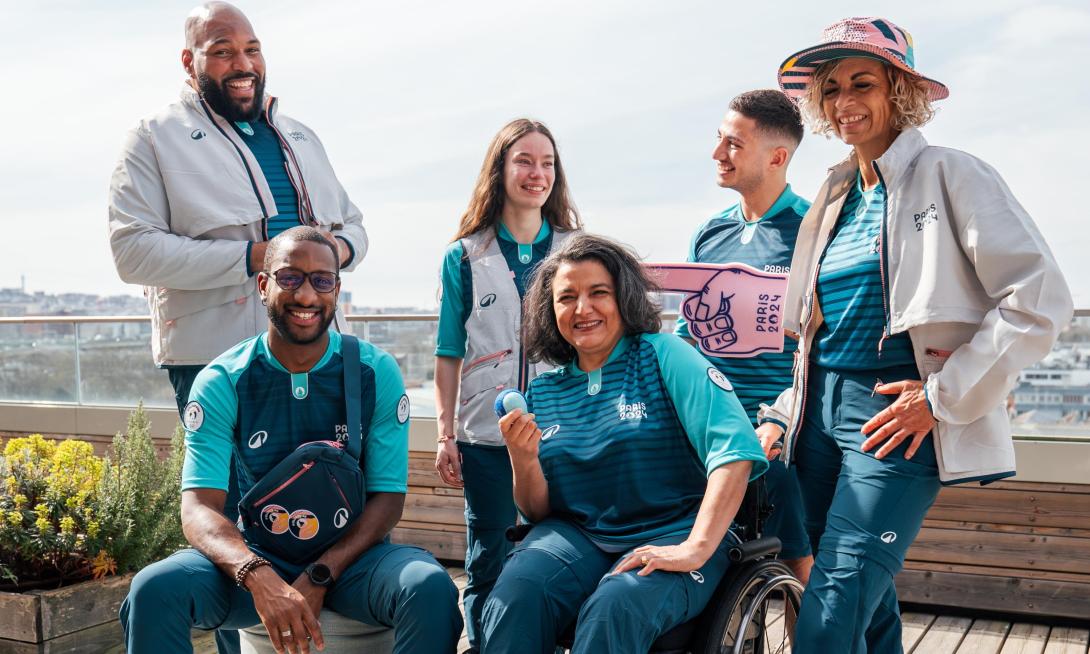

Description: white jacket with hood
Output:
[109,85,367,366]
[758,128,1073,485]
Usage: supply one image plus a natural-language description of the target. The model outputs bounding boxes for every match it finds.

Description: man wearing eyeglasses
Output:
[107,1,366,420]
[120,227,463,654]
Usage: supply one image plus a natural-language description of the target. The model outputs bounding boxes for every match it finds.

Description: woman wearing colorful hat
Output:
[761,17,1072,652]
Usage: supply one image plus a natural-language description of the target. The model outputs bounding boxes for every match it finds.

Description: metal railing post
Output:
[73,321,82,405]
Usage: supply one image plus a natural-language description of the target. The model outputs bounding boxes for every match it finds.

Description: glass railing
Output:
[2,312,1090,439]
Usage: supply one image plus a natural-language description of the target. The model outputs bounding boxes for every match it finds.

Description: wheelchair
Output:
[505,477,804,654]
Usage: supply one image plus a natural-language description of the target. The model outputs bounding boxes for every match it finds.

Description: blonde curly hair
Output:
[800,59,935,136]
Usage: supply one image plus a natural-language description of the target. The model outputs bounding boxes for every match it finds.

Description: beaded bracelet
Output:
[235,556,272,590]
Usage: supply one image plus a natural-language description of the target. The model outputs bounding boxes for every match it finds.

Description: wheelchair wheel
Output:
[692,559,804,654]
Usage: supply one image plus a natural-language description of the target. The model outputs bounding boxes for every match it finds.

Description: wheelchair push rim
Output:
[694,559,804,654]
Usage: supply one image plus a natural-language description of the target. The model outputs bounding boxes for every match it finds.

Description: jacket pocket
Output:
[157,282,253,322]
[931,405,1014,474]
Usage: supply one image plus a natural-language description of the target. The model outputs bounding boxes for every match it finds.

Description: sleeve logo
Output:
[183,401,204,430]
[397,394,410,424]
[707,368,733,391]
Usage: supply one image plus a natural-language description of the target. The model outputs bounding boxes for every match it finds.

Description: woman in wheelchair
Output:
[478,234,770,653]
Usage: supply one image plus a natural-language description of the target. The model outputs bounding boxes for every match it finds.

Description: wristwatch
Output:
[305,562,335,587]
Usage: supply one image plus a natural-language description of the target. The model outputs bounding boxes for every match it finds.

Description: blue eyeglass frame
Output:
[266,267,340,294]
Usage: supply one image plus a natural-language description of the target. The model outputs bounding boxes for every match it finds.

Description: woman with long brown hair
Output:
[432,118,581,652]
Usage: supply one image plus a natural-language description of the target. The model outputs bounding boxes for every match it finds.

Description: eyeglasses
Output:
[266,268,339,294]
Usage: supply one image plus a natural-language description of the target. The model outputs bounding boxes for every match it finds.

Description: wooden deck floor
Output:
[194,566,1090,653]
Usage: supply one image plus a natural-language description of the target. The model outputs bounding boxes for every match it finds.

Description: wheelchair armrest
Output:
[728,536,781,563]
[505,523,534,543]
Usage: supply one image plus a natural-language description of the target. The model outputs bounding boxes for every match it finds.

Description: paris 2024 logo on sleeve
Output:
[646,262,789,358]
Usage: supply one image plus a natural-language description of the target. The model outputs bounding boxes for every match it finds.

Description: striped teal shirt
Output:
[528,333,767,551]
[811,175,914,370]
[675,185,809,423]
[232,118,301,238]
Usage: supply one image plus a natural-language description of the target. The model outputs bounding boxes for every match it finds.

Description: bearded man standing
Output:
[109,1,366,418]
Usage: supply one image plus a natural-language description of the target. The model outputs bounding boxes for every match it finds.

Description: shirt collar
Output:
[563,334,635,378]
[497,219,551,244]
[736,184,798,224]
[258,329,340,374]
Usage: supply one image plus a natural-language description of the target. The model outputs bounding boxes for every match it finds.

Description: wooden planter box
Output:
[0,574,132,653]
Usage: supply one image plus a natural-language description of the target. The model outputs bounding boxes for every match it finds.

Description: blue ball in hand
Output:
[494,389,528,418]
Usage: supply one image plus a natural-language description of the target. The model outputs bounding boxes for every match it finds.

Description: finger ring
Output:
[281,630,292,638]
[641,556,649,565]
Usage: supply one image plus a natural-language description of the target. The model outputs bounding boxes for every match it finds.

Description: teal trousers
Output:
[792,364,940,654]
[120,543,462,654]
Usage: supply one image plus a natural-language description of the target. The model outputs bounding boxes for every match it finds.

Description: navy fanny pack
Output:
[237,335,366,565]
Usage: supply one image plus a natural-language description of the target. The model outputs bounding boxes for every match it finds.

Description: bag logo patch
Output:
[183,401,204,430]
[289,510,320,540]
[261,504,290,535]
[334,507,350,528]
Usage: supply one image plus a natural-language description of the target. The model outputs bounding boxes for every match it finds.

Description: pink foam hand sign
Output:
[646,263,789,358]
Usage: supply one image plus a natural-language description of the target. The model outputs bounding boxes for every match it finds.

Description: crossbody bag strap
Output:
[341,334,363,460]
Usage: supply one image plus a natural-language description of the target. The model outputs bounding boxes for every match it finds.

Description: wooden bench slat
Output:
[921,519,1090,540]
[902,561,1090,585]
[929,487,1090,530]
[907,527,1090,575]
[896,569,1089,621]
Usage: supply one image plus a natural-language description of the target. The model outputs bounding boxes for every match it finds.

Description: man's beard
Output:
[267,304,335,346]
[197,72,265,122]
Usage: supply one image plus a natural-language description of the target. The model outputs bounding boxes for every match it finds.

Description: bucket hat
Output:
[778,17,948,102]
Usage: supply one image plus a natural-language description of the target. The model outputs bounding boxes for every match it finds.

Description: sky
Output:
[1,0,1088,309]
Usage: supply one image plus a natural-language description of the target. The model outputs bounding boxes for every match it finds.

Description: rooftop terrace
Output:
[2,313,1089,652]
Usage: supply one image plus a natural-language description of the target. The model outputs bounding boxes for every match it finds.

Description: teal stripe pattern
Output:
[812,176,914,370]
[232,118,301,238]
[675,187,809,421]
[528,336,707,549]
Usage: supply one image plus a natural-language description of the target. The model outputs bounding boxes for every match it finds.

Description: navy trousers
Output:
[120,543,462,654]
[457,441,518,651]
[792,364,941,654]
[480,519,733,654]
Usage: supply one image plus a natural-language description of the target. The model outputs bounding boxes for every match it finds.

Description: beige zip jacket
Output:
[109,85,367,366]
[758,128,1072,484]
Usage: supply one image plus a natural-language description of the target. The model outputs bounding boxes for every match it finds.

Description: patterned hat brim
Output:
[778,41,949,102]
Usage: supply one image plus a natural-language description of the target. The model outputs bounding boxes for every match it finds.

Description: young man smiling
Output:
[120,228,462,654]
[676,90,815,584]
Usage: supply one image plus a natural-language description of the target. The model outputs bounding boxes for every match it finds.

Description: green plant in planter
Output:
[95,404,188,574]
[0,404,187,590]
[0,434,106,588]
